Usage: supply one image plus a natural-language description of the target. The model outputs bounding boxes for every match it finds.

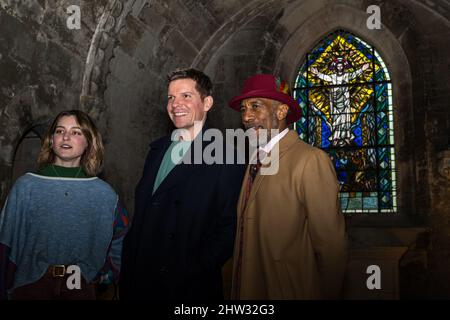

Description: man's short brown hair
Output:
[167,68,213,99]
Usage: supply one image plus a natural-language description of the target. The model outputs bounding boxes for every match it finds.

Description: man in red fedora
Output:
[228,74,347,299]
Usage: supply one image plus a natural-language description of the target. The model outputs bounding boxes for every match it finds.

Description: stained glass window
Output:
[293,30,397,213]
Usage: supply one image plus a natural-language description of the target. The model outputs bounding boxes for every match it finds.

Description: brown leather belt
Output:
[47,265,68,278]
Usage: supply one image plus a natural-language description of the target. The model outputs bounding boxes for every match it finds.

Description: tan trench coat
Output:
[231,130,347,299]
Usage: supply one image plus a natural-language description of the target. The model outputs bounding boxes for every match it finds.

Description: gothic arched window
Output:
[293,30,396,213]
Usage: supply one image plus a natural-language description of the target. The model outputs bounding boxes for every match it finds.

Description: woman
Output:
[0,110,129,300]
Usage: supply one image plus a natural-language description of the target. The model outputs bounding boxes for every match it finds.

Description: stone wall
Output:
[0,0,449,298]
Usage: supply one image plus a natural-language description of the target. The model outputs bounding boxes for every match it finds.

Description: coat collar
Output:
[239,130,300,212]
[151,123,213,197]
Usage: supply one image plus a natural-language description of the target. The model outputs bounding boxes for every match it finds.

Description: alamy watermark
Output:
[366,5,381,30]
[66,5,81,30]
[64,265,82,290]
[366,264,381,290]
[169,121,280,175]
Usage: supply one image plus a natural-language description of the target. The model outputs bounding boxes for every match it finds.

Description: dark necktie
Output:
[245,150,265,207]
[249,162,261,181]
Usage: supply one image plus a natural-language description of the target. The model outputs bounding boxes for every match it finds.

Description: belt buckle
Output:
[52,265,66,277]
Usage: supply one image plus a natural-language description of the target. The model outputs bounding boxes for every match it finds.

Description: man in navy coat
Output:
[120,68,245,300]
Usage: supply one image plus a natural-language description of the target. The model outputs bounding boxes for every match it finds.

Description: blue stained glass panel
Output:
[293,30,396,214]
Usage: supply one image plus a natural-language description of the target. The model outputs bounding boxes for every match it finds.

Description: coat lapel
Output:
[152,158,203,197]
[237,166,251,214]
[152,126,210,197]
[240,130,300,212]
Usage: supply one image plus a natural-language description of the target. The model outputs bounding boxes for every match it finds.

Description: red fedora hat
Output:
[228,74,301,124]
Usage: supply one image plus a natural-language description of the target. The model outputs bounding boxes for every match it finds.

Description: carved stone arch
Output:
[0,86,52,204]
[409,0,450,26]
[79,0,287,87]
[191,0,284,70]
[80,0,148,120]
[273,1,418,225]
[11,122,49,185]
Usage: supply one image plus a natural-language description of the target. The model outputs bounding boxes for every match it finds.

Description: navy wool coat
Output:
[120,128,245,300]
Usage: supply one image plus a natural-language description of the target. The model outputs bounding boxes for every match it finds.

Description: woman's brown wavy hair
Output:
[37,110,104,177]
